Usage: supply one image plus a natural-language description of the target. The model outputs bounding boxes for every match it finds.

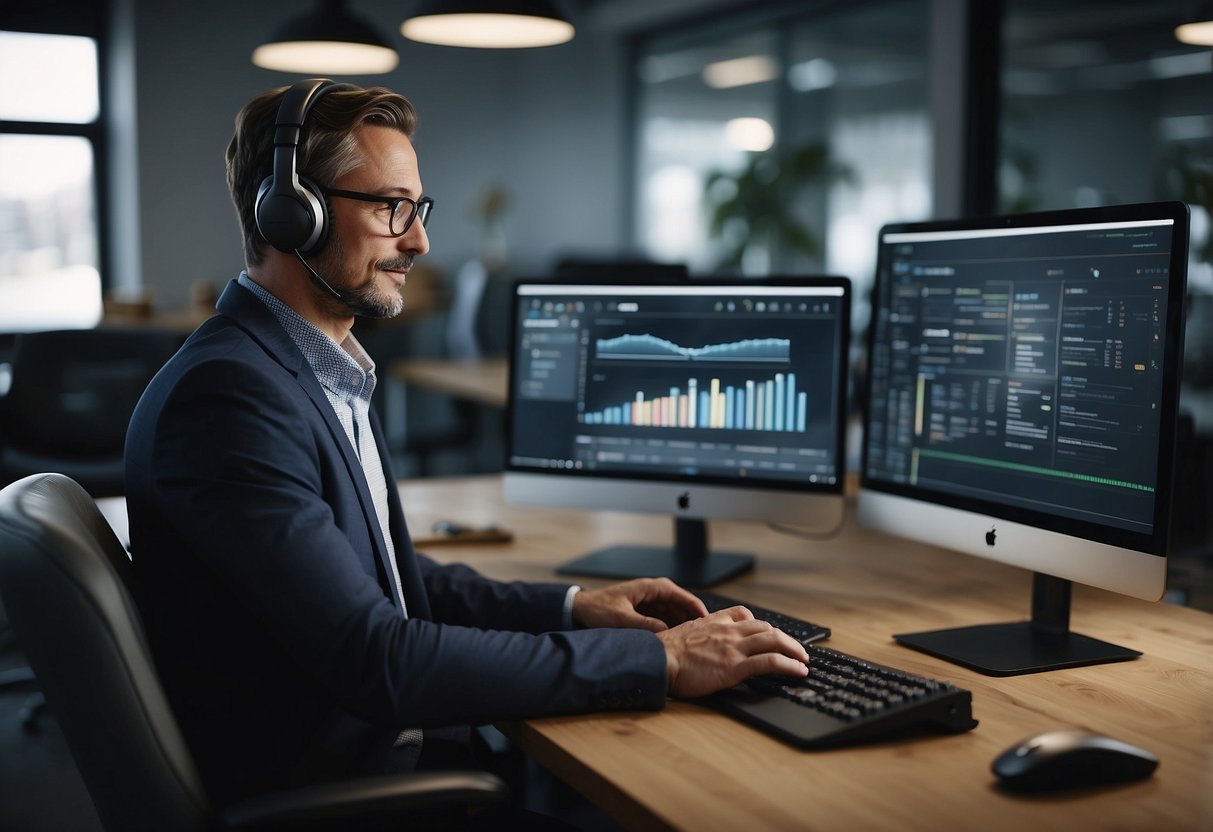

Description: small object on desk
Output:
[413,520,514,546]
[991,729,1159,792]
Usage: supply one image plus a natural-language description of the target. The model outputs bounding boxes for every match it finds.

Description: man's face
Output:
[315,125,429,319]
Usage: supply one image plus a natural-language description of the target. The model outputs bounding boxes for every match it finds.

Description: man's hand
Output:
[655,606,809,698]
[571,577,708,632]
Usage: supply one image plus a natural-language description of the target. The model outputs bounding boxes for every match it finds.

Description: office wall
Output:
[130,0,634,309]
[126,0,964,310]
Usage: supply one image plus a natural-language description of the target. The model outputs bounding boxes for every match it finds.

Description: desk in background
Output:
[390,355,508,409]
[384,356,508,475]
[399,475,1213,831]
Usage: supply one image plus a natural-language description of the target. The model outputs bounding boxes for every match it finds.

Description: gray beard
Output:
[315,233,407,319]
[341,279,404,319]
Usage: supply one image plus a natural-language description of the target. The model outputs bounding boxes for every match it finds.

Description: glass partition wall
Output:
[632,0,932,335]
[631,0,1212,604]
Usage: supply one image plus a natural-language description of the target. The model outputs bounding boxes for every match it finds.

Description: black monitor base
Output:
[556,545,753,588]
[894,622,1140,676]
[554,517,754,588]
[894,573,1141,676]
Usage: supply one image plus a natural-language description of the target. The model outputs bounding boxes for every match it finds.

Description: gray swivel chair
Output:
[0,473,507,831]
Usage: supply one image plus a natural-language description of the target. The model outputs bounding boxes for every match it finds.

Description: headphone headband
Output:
[254,78,358,256]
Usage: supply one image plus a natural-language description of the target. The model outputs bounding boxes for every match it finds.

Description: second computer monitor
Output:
[504,277,851,587]
[859,201,1189,674]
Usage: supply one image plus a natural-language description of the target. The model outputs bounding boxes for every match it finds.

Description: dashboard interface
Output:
[864,217,1179,541]
[508,281,850,491]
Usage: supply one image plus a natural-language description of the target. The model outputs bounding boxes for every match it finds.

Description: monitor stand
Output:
[555,517,753,588]
[894,573,1141,676]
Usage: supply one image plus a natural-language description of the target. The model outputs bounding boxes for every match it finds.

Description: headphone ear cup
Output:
[295,177,330,258]
[254,174,327,255]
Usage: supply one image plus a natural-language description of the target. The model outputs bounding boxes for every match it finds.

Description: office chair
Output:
[0,473,508,831]
[0,327,185,725]
[0,660,43,730]
[402,260,485,475]
[0,327,185,498]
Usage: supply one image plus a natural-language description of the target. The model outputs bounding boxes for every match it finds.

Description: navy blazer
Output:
[125,279,667,803]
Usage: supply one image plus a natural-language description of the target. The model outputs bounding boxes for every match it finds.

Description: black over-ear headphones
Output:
[254,78,358,257]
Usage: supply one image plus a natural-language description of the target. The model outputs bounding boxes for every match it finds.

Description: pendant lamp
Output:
[401,0,574,49]
[1175,1,1213,45]
[253,0,399,74]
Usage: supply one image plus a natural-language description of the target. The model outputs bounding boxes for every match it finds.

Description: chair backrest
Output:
[5,327,182,456]
[0,473,211,832]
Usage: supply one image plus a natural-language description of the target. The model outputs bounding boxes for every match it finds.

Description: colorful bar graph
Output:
[584,373,808,432]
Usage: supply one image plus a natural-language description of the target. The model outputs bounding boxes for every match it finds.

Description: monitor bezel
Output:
[503,274,853,501]
[859,200,1190,560]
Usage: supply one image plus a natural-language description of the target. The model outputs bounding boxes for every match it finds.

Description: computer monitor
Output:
[504,277,851,587]
[859,201,1190,675]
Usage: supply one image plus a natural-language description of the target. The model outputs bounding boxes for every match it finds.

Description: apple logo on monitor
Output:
[678,492,690,511]
[986,526,997,547]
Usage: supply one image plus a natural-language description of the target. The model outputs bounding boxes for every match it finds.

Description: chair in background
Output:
[363,262,486,477]
[0,473,508,831]
[0,327,185,498]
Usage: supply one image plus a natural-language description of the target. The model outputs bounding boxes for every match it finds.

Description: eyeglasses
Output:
[321,187,435,237]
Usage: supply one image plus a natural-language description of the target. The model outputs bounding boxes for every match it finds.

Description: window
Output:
[1000,0,1213,293]
[632,0,931,332]
[785,2,931,316]
[635,26,780,274]
[1000,0,1213,456]
[0,29,103,331]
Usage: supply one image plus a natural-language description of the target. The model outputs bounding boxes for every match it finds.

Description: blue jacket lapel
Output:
[214,279,411,613]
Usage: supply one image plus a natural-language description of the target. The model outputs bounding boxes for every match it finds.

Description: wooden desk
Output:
[398,475,1213,832]
[390,356,508,408]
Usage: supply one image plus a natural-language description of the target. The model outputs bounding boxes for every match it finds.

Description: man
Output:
[125,80,808,806]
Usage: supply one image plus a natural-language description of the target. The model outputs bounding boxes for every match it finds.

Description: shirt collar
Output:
[238,272,376,401]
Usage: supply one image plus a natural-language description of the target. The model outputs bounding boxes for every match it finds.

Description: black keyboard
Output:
[707,644,978,748]
[695,591,831,645]
[694,592,977,747]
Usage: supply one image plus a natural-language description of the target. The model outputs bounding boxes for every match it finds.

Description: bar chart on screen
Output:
[583,371,807,432]
[583,331,808,432]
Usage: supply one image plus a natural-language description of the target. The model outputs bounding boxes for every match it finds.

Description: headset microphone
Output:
[293,251,345,302]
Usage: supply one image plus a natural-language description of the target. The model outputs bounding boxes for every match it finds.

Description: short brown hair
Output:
[225,84,417,267]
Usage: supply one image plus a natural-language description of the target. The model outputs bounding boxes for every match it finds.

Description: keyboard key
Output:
[695,591,831,645]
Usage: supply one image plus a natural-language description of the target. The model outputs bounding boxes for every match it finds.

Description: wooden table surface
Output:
[398,475,1213,832]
